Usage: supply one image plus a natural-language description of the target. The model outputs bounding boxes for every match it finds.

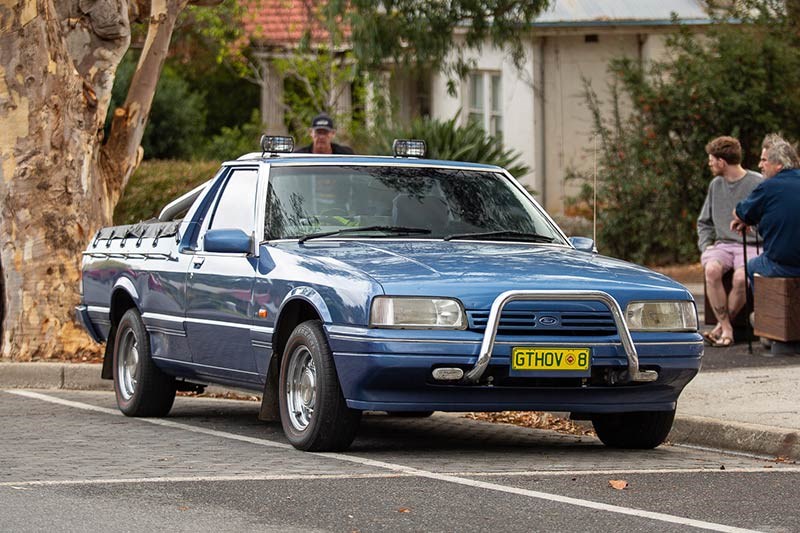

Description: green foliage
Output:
[177,61,259,139]
[144,69,207,159]
[171,0,259,136]
[572,3,800,265]
[349,1,551,91]
[109,54,207,160]
[204,110,264,160]
[114,1,257,155]
[114,160,222,225]
[369,115,530,178]
[263,2,363,143]
[178,0,246,68]
[277,51,362,143]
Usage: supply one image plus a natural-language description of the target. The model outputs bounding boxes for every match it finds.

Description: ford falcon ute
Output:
[76,136,702,452]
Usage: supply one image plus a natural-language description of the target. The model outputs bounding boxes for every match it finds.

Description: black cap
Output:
[310,113,335,131]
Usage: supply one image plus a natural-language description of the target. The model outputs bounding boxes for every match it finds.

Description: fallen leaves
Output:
[608,479,628,490]
[464,411,595,436]
[177,390,260,402]
[398,507,411,513]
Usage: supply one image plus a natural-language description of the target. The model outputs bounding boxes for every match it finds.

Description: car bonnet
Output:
[279,240,691,307]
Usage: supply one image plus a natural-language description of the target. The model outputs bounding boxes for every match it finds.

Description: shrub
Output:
[571,4,800,265]
[368,115,530,178]
[114,160,221,224]
[108,54,207,160]
[204,110,264,161]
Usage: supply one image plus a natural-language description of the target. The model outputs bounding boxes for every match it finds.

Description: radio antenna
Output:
[593,134,598,244]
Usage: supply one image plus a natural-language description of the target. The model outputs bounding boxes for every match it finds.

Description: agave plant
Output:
[370,114,530,178]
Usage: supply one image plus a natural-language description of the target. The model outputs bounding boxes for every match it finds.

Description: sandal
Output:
[702,330,721,346]
[713,335,734,347]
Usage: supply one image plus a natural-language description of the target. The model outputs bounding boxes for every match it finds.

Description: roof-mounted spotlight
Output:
[260,135,294,156]
[392,139,426,158]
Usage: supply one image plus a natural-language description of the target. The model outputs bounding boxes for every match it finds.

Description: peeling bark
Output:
[0,1,125,359]
[0,0,212,360]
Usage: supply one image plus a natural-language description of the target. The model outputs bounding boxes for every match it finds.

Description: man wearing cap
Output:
[294,113,355,154]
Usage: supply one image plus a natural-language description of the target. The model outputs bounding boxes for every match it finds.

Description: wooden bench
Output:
[753,276,800,342]
[703,269,751,328]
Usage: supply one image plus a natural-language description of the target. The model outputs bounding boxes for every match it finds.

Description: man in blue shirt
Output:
[732,138,800,283]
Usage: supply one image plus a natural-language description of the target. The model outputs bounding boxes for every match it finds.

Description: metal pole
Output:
[743,229,752,354]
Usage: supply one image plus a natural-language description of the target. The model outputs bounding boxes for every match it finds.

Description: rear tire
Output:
[113,308,176,417]
[591,410,675,449]
[278,320,361,451]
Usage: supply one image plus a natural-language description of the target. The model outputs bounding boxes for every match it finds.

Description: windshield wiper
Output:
[443,230,555,243]
[298,225,432,243]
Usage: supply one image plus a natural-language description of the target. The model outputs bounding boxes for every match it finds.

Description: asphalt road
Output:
[2,390,798,533]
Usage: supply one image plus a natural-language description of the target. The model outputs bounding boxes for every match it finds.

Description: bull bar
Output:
[460,290,659,384]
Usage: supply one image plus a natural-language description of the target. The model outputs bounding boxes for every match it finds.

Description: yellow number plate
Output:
[511,347,591,371]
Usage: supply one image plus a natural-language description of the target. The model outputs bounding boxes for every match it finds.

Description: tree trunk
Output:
[0,0,187,360]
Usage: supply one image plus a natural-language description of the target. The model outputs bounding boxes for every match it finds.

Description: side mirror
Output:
[205,229,252,254]
[569,236,596,253]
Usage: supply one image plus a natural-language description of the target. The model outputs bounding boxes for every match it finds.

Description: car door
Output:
[184,166,261,384]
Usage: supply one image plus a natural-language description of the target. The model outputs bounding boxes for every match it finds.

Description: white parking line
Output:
[3,467,797,490]
[460,467,800,476]
[8,390,764,533]
[0,473,411,488]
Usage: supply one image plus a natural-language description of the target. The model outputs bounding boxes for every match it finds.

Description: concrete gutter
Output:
[669,416,799,460]
[0,362,112,391]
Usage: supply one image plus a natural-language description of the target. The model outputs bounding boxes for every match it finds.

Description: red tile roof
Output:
[242,0,348,47]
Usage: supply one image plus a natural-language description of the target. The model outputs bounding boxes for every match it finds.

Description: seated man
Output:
[732,138,800,283]
[697,136,762,346]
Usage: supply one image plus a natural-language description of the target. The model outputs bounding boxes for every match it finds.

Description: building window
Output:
[467,72,503,139]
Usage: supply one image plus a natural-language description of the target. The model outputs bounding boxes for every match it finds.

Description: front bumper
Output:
[333,349,701,412]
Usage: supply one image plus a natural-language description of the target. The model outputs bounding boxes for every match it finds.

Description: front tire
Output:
[113,308,176,417]
[591,410,675,449]
[278,320,361,451]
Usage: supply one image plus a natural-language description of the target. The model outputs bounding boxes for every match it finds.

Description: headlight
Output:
[370,297,466,329]
[625,301,698,331]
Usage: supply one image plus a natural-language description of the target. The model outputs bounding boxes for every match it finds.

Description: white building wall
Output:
[427,27,702,215]
[641,32,669,63]
[430,42,537,191]
[541,32,641,214]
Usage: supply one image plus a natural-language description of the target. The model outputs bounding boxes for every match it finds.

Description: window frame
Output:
[198,165,261,252]
[466,71,503,139]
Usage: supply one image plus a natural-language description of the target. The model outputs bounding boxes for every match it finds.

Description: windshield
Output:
[264,165,566,244]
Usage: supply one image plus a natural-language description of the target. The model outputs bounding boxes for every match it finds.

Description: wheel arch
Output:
[102,280,141,380]
[258,296,325,422]
[272,295,325,363]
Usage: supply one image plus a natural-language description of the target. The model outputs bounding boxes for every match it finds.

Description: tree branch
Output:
[100,0,190,192]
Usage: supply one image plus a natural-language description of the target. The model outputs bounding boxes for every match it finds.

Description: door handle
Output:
[192,256,205,268]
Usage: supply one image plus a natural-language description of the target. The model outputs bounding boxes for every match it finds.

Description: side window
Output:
[208,168,259,232]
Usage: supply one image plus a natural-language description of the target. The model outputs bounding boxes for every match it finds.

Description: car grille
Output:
[466,309,617,336]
